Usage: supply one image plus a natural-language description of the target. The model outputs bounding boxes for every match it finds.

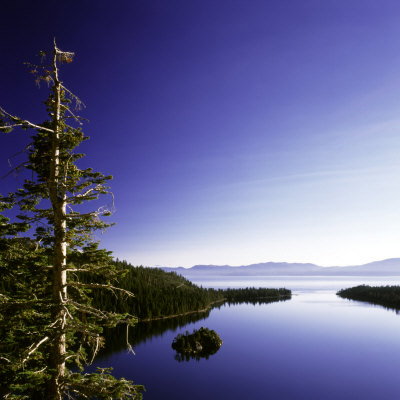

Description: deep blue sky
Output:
[2,1,400,267]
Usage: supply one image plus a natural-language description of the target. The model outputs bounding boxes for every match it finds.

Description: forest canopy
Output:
[337,285,400,310]
[92,259,292,320]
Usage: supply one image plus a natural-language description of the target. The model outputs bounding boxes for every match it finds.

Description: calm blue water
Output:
[92,276,400,399]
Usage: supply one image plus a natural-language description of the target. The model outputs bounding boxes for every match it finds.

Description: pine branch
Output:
[126,324,136,356]
[64,264,111,273]
[21,336,49,365]
[60,84,85,110]
[66,282,135,298]
[1,161,29,179]
[66,206,113,218]
[66,185,105,202]
[60,103,83,125]
[0,106,54,133]
[67,299,112,320]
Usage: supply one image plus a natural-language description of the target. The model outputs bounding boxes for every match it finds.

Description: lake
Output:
[91,276,400,399]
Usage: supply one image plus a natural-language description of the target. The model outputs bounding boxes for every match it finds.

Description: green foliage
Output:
[337,285,400,310]
[91,260,225,320]
[67,368,144,400]
[172,327,223,361]
[0,43,143,399]
[0,238,51,398]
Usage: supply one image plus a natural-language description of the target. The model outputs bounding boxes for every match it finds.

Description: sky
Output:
[2,0,400,268]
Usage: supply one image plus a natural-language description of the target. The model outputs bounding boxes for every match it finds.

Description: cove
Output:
[90,277,400,400]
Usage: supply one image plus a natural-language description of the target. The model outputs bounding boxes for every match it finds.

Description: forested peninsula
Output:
[92,259,291,321]
[337,285,400,310]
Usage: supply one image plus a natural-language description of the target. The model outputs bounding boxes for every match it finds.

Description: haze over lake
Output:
[92,276,400,400]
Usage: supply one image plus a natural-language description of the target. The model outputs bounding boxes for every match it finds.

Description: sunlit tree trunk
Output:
[47,40,67,400]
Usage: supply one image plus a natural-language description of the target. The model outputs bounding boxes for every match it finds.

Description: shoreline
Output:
[139,294,290,323]
[139,299,226,322]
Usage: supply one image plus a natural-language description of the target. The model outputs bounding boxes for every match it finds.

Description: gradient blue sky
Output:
[2,1,400,267]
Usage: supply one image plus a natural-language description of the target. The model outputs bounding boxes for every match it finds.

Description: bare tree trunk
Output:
[46,39,67,400]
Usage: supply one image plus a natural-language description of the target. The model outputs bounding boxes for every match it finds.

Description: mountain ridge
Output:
[161,258,400,277]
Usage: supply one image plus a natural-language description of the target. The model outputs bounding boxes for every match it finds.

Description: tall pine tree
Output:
[0,40,144,399]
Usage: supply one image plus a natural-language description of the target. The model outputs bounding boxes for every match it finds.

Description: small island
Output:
[172,327,223,361]
[337,285,400,310]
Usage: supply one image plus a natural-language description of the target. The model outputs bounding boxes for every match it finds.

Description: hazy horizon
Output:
[155,256,400,270]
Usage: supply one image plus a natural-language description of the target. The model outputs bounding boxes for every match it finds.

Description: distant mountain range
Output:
[161,258,400,277]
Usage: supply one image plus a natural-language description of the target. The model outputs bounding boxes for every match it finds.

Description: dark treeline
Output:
[223,287,291,303]
[91,259,224,320]
[91,260,291,321]
[337,285,400,310]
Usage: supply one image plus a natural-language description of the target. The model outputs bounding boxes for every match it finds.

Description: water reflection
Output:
[338,295,400,314]
[99,309,215,359]
[174,349,218,362]
[99,297,290,359]
[225,296,291,307]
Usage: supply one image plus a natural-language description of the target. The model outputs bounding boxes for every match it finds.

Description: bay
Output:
[91,276,400,399]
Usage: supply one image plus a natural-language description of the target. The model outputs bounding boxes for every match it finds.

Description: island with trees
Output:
[337,285,400,310]
[171,327,223,361]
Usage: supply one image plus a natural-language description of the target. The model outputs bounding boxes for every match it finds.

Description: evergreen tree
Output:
[0,41,144,399]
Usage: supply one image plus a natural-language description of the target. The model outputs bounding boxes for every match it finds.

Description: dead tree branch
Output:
[21,336,49,365]
[66,282,135,298]
[0,106,54,133]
